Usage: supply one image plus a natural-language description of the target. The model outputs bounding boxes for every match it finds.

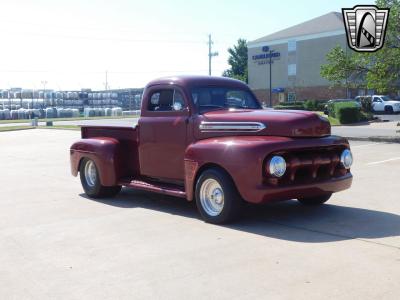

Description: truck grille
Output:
[265,146,349,186]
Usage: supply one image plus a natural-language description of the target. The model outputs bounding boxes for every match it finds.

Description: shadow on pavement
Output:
[80,188,400,244]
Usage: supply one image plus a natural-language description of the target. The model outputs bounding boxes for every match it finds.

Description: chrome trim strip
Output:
[199,122,266,132]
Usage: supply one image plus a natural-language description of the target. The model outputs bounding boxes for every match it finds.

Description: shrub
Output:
[274,101,304,110]
[360,97,372,112]
[360,111,374,121]
[327,101,336,117]
[303,100,328,111]
[333,102,361,124]
[276,101,304,107]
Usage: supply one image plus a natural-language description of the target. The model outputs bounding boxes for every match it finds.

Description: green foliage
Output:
[223,39,248,83]
[358,96,373,112]
[360,111,374,121]
[321,0,400,93]
[332,102,361,124]
[276,101,304,106]
[303,100,327,111]
[274,102,305,110]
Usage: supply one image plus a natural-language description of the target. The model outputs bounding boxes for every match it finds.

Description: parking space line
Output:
[351,143,381,148]
[366,157,400,165]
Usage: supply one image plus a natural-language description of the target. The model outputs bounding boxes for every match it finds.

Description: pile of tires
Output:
[0,109,11,120]
[122,110,140,116]
[111,107,122,116]
[45,108,57,118]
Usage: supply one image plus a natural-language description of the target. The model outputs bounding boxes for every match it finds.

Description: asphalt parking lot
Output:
[1,130,400,299]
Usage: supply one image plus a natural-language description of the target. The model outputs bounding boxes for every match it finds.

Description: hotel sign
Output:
[252,46,281,65]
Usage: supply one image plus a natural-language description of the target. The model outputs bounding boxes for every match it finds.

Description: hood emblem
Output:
[199,122,266,132]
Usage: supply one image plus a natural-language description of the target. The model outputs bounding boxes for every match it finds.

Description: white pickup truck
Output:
[371,95,400,114]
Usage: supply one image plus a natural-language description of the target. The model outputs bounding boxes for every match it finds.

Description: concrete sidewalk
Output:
[332,121,400,142]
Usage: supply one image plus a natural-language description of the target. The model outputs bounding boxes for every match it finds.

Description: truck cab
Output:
[70,76,353,224]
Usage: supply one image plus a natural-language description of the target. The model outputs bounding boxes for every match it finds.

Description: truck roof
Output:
[145,75,249,89]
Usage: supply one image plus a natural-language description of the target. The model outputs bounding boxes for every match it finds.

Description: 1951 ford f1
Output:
[70,76,353,224]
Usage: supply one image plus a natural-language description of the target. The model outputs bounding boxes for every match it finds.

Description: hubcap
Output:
[199,178,224,217]
[84,160,97,187]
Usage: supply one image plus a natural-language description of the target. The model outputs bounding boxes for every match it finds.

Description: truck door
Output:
[138,86,190,181]
[372,96,384,111]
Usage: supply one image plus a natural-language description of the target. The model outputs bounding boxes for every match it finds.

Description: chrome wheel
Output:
[199,178,224,217]
[84,160,97,187]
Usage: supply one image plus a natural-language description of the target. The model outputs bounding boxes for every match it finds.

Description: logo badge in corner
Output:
[342,5,389,52]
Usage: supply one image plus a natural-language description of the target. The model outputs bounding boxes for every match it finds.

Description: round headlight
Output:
[340,149,353,169]
[268,156,286,177]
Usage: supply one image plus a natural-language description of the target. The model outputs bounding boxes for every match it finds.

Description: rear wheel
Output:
[195,168,242,224]
[79,158,121,198]
[297,193,332,206]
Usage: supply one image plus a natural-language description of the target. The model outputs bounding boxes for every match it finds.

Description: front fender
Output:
[184,135,349,202]
[184,137,270,201]
[70,137,121,186]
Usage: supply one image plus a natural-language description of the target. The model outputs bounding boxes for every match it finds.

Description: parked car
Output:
[370,95,400,114]
[70,76,353,224]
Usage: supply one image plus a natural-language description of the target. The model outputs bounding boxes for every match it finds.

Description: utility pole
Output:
[208,34,219,76]
[105,70,108,90]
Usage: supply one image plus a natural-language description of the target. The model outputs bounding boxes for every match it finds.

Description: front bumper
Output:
[248,173,353,204]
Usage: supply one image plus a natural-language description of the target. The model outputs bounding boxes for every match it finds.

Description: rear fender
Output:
[70,138,121,186]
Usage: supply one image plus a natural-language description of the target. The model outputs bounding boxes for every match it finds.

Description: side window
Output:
[148,89,186,112]
[172,90,186,111]
[372,97,380,103]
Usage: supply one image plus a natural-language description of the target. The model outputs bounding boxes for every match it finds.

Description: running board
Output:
[118,178,187,198]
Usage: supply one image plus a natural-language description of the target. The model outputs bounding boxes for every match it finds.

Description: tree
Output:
[321,0,400,94]
[223,39,248,83]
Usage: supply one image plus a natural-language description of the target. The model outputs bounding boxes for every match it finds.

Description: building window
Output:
[288,40,296,52]
[288,64,297,76]
[288,92,296,102]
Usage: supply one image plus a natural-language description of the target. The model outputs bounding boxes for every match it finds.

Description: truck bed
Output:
[81,125,140,178]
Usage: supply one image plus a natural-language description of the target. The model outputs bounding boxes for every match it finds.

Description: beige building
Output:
[248,12,351,105]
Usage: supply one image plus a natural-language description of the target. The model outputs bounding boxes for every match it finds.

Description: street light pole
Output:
[268,50,274,107]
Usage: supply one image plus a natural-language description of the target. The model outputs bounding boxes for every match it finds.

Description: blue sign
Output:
[272,88,284,93]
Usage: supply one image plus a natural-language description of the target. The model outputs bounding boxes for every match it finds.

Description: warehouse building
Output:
[248,12,353,105]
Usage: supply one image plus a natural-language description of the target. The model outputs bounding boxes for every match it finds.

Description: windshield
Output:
[191,87,261,113]
[381,96,392,101]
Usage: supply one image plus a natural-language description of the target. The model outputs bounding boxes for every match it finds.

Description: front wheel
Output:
[385,106,394,114]
[79,158,121,198]
[195,168,242,224]
[297,193,332,206]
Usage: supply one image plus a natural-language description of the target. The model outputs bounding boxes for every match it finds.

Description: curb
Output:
[345,136,400,144]
[0,127,36,133]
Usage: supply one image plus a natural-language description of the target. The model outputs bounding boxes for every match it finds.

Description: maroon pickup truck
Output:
[70,76,353,224]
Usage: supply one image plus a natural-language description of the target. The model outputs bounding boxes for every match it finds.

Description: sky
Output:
[0,0,374,91]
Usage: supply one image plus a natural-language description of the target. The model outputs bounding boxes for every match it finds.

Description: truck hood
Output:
[195,109,331,139]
